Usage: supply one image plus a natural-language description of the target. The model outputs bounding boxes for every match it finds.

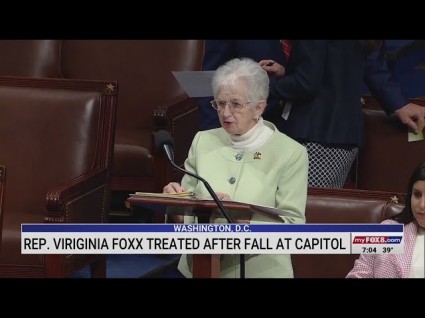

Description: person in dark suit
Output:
[199,40,285,131]
[259,40,425,188]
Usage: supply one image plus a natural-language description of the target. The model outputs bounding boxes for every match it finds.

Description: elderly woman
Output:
[164,58,308,278]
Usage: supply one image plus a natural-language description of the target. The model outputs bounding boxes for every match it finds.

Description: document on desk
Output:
[172,71,215,97]
[130,191,197,199]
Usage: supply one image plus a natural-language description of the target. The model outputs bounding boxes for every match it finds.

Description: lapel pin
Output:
[253,152,262,159]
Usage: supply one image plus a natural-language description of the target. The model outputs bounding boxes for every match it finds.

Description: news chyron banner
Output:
[21,224,403,255]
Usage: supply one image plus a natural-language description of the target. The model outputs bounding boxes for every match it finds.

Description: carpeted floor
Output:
[67,254,184,278]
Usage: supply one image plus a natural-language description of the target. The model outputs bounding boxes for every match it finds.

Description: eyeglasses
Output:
[210,100,251,112]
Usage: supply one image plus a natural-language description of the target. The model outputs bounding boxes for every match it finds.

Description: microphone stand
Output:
[165,150,245,279]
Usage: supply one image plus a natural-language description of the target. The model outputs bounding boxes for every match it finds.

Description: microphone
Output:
[154,130,235,224]
[154,130,246,279]
[154,129,175,162]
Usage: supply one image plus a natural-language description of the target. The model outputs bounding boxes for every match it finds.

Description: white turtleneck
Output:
[227,118,274,153]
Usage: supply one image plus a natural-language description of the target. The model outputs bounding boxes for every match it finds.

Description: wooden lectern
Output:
[127,195,284,278]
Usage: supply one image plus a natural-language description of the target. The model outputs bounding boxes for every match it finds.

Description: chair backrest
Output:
[60,40,203,131]
[357,96,425,192]
[59,40,204,193]
[0,76,117,277]
[0,166,5,254]
[0,40,61,77]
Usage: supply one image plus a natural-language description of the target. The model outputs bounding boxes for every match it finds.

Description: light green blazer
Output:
[178,120,308,278]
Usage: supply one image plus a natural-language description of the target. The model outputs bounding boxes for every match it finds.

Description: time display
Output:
[362,247,377,253]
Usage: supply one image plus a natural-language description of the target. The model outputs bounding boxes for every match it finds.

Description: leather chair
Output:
[0,166,5,253]
[356,96,425,192]
[59,40,204,198]
[0,76,117,277]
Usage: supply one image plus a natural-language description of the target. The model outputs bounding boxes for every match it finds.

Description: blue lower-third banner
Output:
[21,223,404,255]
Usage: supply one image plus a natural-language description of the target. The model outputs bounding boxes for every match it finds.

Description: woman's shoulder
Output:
[193,128,227,145]
[196,127,225,139]
[382,219,419,237]
[381,219,400,225]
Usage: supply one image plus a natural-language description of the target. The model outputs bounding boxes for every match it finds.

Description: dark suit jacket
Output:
[364,43,407,111]
[267,40,408,147]
[199,40,285,130]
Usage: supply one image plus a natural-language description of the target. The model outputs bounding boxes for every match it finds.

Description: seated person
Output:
[346,161,425,278]
[163,58,308,278]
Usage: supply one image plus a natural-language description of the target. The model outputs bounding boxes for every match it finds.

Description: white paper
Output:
[281,101,292,120]
[172,71,215,97]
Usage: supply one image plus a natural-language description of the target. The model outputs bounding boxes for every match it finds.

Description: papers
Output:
[408,130,424,142]
[130,191,197,199]
[281,101,292,120]
[172,71,215,97]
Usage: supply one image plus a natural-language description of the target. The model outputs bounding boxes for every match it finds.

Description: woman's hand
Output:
[215,192,231,201]
[235,218,250,224]
[163,182,186,223]
[259,60,286,77]
[163,182,186,194]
